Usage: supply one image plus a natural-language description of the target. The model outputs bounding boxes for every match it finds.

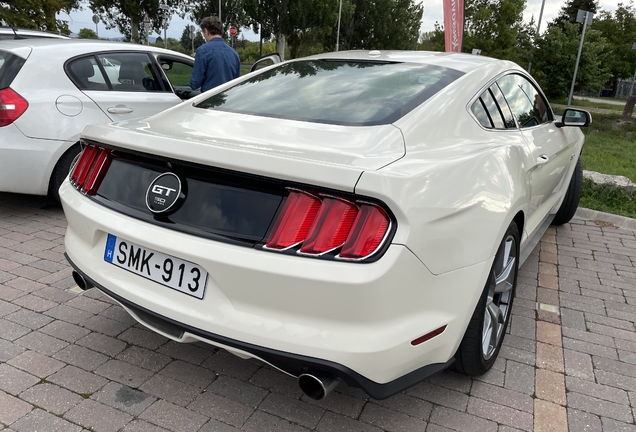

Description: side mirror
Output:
[556,108,592,128]
[250,53,282,72]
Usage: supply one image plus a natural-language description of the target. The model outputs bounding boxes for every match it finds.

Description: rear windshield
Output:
[196,60,464,126]
[0,51,26,89]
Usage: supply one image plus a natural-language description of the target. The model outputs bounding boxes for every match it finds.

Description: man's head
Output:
[200,16,223,42]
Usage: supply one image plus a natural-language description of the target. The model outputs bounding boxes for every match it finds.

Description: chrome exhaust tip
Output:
[298,372,341,400]
[72,271,93,291]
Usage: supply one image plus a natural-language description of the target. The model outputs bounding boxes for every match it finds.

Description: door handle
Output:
[107,105,134,114]
[536,155,550,165]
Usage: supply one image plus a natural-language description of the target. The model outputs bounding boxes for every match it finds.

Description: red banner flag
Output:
[443,0,464,52]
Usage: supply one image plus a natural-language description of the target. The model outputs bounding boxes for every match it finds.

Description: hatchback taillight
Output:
[0,88,28,127]
[69,144,113,195]
[265,189,392,261]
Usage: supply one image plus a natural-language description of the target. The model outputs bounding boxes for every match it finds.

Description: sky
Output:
[59,0,620,42]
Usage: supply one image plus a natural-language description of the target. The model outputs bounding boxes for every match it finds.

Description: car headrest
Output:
[118,61,147,82]
[71,60,95,80]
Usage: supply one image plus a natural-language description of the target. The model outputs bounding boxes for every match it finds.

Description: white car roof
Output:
[0,38,193,61]
[0,27,70,39]
[300,50,517,74]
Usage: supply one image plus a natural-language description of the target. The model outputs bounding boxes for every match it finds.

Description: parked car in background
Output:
[0,27,70,40]
[61,50,590,400]
[0,38,201,200]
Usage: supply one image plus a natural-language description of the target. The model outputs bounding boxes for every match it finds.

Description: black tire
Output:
[454,222,519,376]
[48,144,80,202]
[552,157,583,226]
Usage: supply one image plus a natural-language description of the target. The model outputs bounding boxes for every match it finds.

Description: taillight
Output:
[69,144,113,195]
[338,203,390,260]
[264,190,321,250]
[299,197,358,255]
[0,88,28,127]
[265,189,392,261]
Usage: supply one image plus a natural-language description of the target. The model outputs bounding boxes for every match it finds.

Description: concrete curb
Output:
[575,207,636,231]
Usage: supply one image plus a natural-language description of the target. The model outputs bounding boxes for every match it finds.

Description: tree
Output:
[182,0,249,35]
[550,0,600,30]
[0,0,78,33]
[419,27,444,51]
[592,2,636,95]
[532,21,611,98]
[462,0,533,65]
[336,0,423,51]
[88,0,181,44]
[179,26,204,53]
[244,0,341,60]
[78,28,99,39]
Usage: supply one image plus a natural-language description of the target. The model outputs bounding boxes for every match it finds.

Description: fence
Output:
[615,79,635,99]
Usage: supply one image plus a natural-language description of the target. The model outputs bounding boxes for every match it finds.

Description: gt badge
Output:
[146,173,184,214]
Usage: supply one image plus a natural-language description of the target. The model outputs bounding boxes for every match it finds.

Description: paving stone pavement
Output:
[1,192,636,432]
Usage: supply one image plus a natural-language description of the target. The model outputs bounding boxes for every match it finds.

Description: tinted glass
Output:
[481,89,505,129]
[497,74,552,129]
[67,56,109,90]
[471,99,492,128]
[0,50,25,89]
[97,53,159,92]
[490,84,516,128]
[196,60,464,126]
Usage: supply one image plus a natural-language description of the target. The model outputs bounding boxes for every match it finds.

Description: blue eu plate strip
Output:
[104,234,117,263]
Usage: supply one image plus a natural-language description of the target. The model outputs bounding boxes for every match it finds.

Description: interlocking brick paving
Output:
[1,192,635,431]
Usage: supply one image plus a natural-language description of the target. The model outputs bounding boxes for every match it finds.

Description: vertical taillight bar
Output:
[69,144,113,195]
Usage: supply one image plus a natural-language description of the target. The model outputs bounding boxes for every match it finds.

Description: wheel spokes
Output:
[494,240,515,294]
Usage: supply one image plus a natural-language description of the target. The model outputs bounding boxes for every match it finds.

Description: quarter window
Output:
[497,74,552,129]
[480,89,506,129]
[471,99,492,128]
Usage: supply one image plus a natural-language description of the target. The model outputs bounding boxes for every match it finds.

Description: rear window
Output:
[196,60,464,126]
[0,51,26,89]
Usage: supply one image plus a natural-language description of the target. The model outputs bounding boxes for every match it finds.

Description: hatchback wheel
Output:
[454,222,519,375]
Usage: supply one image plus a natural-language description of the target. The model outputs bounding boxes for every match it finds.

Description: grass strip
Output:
[580,179,636,220]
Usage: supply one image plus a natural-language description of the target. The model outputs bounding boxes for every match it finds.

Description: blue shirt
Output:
[190,38,241,93]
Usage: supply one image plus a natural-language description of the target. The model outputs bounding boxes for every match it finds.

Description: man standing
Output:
[190,16,241,93]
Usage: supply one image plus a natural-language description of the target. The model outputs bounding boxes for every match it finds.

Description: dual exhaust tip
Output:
[74,270,341,400]
[72,271,93,291]
[298,372,341,400]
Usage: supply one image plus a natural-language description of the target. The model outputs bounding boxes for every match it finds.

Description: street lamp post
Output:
[630,42,636,97]
[567,9,594,106]
[527,0,546,74]
[336,0,342,51]
[160,5,170,49]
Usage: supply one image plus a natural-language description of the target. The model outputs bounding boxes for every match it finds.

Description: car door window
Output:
[67,56,109,91]
[497,74,552,129]
[97,53,160,92]
[158,58,199,100]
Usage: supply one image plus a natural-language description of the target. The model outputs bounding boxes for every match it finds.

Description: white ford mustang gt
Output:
[61,50,590,400]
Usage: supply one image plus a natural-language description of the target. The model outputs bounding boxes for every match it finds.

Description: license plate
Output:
[104,234,208,299]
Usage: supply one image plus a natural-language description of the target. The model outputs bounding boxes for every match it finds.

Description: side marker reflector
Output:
[411,325,447,346]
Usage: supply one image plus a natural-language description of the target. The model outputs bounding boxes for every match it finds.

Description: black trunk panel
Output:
[94,151,284,246]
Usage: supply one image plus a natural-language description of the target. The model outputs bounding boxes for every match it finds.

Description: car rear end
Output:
[60,55,493,398]
[0,40,112,195]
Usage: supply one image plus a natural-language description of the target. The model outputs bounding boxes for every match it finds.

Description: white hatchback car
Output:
[0,39,200,200]
[61,51,590,400]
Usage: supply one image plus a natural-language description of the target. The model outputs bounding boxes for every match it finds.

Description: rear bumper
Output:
[0,124,71,195]
[61,180,492,397]
[66,254,453,399]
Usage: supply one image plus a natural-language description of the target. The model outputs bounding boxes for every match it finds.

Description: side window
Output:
[497,74,552,129]
[67,56,109,91]
[471,99,492,128]
[97,53,160,92]
[480,89,506,129]
[489,84,516,128]
[158,58,199,99]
